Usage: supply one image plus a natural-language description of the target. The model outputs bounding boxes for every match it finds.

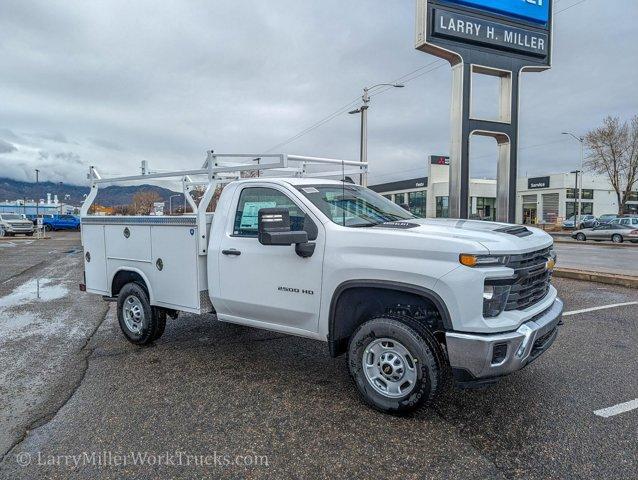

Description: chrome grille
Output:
[504,247,552,311]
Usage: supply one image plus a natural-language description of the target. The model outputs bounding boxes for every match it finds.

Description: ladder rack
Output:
[81,151,367,255]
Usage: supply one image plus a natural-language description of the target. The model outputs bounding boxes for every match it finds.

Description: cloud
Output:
[0,0,635,188]
[0,140,17,154]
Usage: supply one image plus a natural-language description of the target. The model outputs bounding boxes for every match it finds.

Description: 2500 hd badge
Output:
[278,286,314,295]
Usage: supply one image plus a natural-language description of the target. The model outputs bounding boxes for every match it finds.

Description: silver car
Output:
[572,223,638,243]
[0,213,35,237]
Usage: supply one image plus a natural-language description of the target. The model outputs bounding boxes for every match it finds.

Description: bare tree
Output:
[585,115,638,214]
[112,204,133,215]
[186,185,224,213]
[131,191,162,215]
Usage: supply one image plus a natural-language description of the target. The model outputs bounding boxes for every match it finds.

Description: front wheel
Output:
[575,233,586,241]
[348,317,442,414]
[117,283,165,345]
[612,234,623,244]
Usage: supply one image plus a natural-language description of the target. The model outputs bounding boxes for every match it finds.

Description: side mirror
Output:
[258,208,315,257]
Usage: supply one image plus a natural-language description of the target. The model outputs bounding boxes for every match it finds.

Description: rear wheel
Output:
[575,233,586,241]
[612,234,623,244]
[117,283,165,345]
[347,317,442,414]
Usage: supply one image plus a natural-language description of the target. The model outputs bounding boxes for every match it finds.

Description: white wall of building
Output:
[371,157,636,224]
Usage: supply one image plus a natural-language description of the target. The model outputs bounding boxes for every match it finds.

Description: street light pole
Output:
[562,132,584,227]
[34,169,39,220]
[169,194,181,215]
[349,83,404,187]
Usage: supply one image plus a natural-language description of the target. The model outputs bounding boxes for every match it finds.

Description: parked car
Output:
[562,214,596,229]
[42,214,81,231]
[0,212,35,237]
[610,216,638,228]
[597,214,618,225]
[571,223,638,243]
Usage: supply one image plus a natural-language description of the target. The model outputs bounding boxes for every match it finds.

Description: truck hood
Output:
[375,218,553,254]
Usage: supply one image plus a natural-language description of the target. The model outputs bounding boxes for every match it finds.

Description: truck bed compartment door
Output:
[150,226,200,310]
[82,225,108,294]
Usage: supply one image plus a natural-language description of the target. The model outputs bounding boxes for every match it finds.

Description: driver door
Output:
[216,185,325,335]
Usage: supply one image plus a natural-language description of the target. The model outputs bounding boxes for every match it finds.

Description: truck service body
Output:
[80,154,562,413]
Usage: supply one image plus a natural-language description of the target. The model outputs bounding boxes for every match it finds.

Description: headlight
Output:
[460,254,510,267]
[483,283,511,318]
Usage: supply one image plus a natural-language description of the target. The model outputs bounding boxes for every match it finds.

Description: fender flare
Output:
[109,267,155,304]
[328,279,453,344]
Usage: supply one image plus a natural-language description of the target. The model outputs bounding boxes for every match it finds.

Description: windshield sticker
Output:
[302,187,319,194]
[239,201,277,229]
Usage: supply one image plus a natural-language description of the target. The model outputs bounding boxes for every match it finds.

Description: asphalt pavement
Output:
[554,242,638,277]
[0,232,636,479]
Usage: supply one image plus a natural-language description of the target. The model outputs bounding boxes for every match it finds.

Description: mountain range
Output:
[0,177,183,207]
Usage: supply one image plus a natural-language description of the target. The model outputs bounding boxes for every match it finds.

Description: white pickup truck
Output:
[80,153,562,413]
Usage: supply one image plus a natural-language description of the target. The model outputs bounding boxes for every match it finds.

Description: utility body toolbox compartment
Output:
[81,215,214,314]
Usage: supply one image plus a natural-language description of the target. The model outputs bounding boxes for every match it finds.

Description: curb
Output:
[554,267,638,289]
[0,236,50,241]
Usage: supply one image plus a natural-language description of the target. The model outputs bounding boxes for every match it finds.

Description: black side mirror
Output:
[258,208,314,257]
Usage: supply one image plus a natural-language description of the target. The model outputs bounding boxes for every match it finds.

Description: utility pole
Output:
[562,132,584,227]
[35,169,40,220]
[169,194,181,215]
[349,83,404,187]
[570,170,581,224]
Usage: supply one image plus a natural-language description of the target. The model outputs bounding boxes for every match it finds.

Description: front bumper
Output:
[4,224,34,233]
[445,297,563,382]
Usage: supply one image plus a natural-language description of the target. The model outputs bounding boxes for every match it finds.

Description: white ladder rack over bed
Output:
[81,151,367,255]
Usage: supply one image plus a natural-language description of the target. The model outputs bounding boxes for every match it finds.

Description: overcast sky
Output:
[0,0,635,187]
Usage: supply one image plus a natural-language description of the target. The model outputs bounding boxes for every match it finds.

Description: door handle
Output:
[222,249,241,256]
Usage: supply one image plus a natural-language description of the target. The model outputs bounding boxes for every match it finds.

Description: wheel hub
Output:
[123,295,144,334]
[363,338,417,399]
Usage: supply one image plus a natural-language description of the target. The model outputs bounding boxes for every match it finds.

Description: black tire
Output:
[151,307,167,341]
[612,234,623,244]
[575,233,586,241]
[75,225,81,231]
[347,317,442,414]
[117,283,163,345]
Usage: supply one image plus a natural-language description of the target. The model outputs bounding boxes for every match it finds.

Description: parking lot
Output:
[0,232,636,479]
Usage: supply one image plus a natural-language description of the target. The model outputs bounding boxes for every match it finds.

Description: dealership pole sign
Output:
[416,0,553,222]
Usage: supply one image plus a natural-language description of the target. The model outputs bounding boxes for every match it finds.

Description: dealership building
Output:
[369,156,638,224]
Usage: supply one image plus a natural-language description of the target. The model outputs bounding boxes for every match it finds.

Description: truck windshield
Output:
[297,184,416,228]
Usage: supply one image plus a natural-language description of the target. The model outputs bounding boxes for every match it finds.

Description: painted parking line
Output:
[594,399,638,418]
[563,302,638,317]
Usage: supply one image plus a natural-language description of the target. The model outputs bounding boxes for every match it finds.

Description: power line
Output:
[556,0,589,14]
[263,0,588,153]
